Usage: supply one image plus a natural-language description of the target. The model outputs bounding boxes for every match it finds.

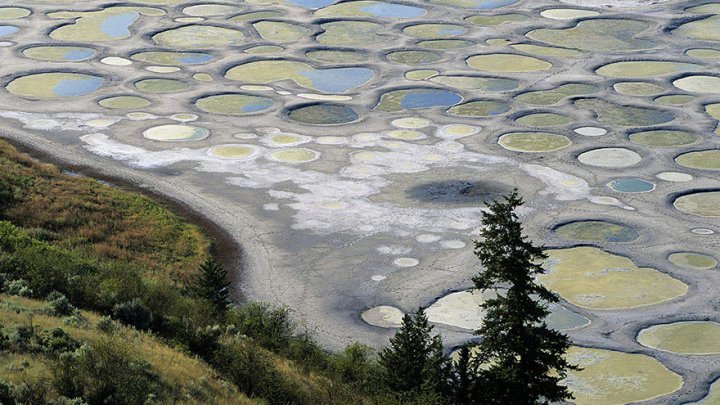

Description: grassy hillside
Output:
[0,294,252,404]
[0,140,381,404]
[0,140,209,284]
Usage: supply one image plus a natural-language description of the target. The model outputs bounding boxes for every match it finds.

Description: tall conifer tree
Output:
[471,190,576,404]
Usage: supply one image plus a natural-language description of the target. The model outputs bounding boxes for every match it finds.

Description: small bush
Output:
[227,303,294,351]
[112,299,153,331]
[0,379,13,404]
[96,316,117,334]
[53,338,161,405]
[47,291,76,317]
[4,278,32,297]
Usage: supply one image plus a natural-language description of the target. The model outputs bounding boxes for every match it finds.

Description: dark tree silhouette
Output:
[379,307,453,401]
[471,190,577,404]
[194,258,231,315]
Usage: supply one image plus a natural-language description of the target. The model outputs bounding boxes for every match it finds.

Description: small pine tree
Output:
[378,307,452,400]
[453,345,473,404]
[195,258,231,315]
[471,190,577,404]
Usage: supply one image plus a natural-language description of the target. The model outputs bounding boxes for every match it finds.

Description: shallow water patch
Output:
[375,88,462,112]
[7,73,104,98]
[49,7,164,42]
[447,100,510,117]
[314,1,426,18]
[195,94,274,115]
[676,150,720,170]
[674,191,720,217]
[143,124,209,141]
[429,75,517,91]
[555,220,639,242]
[226,60,374,93]
[526,19,656,52]
[607,177,655,193]
[23,46,97,62]
[565,346,683,405]
[540,246,688,309]
[286,103,359,124]
[638,321,720,355]
[516,83,597,106]
[498,132,571,152]
[578,147,641,168]
[467,53,552,73]
[153,25,245,49]
[135,78,188,93]
[99,95,151,109]
[596,61,699,78]
[629,130,696,147]
[668,252,717,270]
[575,99,673,126]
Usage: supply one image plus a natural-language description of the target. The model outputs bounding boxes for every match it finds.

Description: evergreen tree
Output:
[378,307,452,401]
[452,345,474,404]
[471,190,576,404]
[194,258,231,315]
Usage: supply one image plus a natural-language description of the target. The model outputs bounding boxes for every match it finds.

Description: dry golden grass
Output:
[0,294,255,404]
[0,140,210,284]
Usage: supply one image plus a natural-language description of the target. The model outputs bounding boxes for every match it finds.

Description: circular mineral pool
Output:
[391,117,432,128]
[101,56,132,66]
[394,257,419,267]
[134,78,188,93]
[655,94,695,106]
[515,112,571,127]
[673,75,720,94]
[208,144,259,160]
[687,48,720,59]
[578,148,641,168]
[98,95,151,109]
[22,46,97,62]
[607,177,655,193]
[467,53,552,72]
[540,8,599,19]
[0,7,30,20]
[268,148,319,163]
[361,306,404,328]
[676,150,720,170]
[630,130,697,147]
[668,252,717,270]
[613,81,665,96]
[153,25,245,49]
[596,61,700,78]
[638,321,720,355]
[306,49,367,63]
[195,94,274,115]
[287,104,359,125]
[143,125,210,142]
[565,346,683,405]
[498,132,571,152]
[375,88,462,112]
[6,73,104,98]
[386,49,442,65]
[554,220,639,243]
[446,100,510,117]
[540,246,687,309]
[438,124,480,138]
[418,39,474,49]
[674,191,720,217]
[574,127,607,136]
[182,4,242,16]
[402,23,465,38]
[657,171,693,182]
